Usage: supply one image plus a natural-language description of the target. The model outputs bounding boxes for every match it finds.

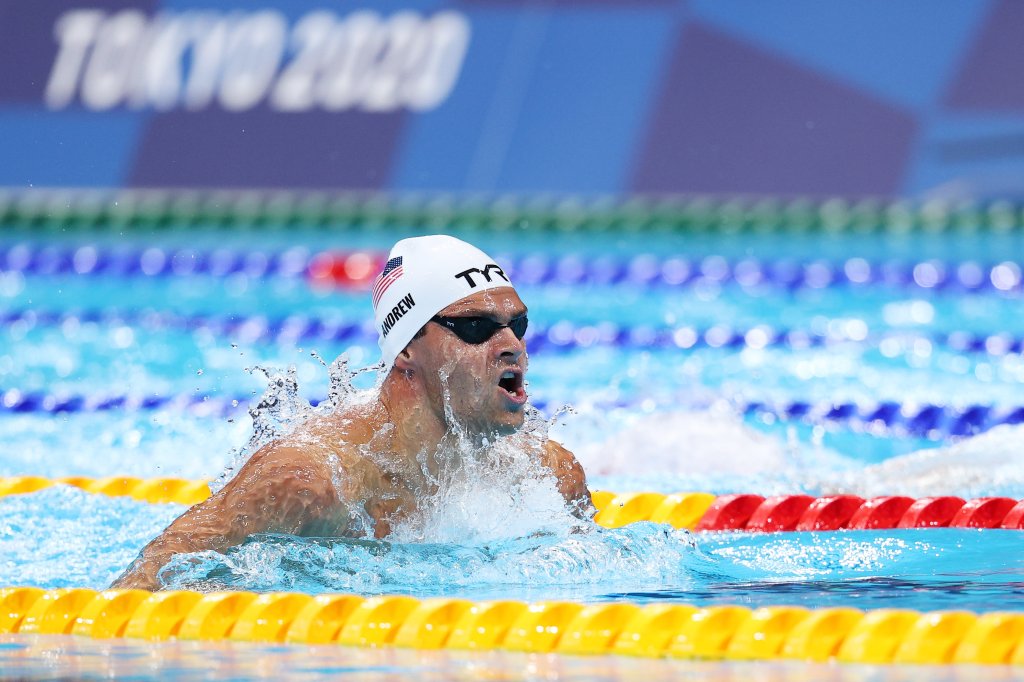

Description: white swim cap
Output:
[372,235,514,369]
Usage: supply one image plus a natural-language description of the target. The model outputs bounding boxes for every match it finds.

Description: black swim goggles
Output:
[430,314,529,344]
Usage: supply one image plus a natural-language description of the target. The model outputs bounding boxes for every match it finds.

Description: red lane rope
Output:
[693,494,1024,532]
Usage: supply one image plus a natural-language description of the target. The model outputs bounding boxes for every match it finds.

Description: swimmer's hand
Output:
[110,443,345,591]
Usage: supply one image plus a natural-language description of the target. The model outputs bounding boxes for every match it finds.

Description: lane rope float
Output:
[3,241,1022,296]
[592,492,1024,532]
[2,188,1023,235]
[0,586,1023,664]
[6,307,1024,359]
[0,476,210,506]
[4,478,1024,532]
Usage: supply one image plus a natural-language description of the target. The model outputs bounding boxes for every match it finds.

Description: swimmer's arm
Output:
[542,440,594,519]
[110,445,342,591]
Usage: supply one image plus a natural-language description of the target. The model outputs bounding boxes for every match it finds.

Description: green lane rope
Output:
[2,189,1022,234]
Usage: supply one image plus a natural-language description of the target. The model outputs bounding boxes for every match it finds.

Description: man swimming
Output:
[113,235,591,590]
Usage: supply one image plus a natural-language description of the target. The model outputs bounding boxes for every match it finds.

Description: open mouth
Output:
[497,369,527,404]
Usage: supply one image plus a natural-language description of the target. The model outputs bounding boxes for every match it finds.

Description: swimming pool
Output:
[3,193,1024,677]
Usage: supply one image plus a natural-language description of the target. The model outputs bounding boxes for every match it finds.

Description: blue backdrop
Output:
[1,0,1022,199]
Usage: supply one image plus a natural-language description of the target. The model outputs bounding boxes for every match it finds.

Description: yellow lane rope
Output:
[1,587,1021,664]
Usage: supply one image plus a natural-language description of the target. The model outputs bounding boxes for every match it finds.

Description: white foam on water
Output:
[823,423,1024,499]
[157,522,712,597]
[565,408,791,477]
[385,417,582,544]
[556,405,1024,499]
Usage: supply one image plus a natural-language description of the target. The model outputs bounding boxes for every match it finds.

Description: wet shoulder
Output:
[302,403,384,450]
[289,404,394,492]
[541,439,572,466]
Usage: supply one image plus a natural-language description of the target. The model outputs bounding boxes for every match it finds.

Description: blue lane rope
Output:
[2,243,1022,294]
[4,308,1024,358]
[1,386,1020,440]
[0,244,302,279]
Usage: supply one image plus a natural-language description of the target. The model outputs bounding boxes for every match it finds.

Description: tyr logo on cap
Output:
[455,264,509,288]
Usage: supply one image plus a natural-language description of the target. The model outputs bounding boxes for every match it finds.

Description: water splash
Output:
[207,353,596,549]
[210,355,379,494]
[210,364,311,494]
[386,411,578,544]
[367,359,586,544]
[157,522,708,598]
[310,350,384,412]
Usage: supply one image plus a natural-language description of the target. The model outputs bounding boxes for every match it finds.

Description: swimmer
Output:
[112,235,591,590]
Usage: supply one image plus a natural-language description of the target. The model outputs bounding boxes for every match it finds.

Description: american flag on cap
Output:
[372,256,404,307]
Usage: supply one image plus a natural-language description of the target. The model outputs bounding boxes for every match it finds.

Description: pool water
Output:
[5,634,1013,681]
[2,223,1024,675]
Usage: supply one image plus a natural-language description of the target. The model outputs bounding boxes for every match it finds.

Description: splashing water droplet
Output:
[549,403,578,429]
[211,364,313,494]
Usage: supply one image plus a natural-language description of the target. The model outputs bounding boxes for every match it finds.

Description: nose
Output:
[493,325,526,362]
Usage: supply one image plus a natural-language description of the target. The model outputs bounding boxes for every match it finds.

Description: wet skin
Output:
[112,288,591,591]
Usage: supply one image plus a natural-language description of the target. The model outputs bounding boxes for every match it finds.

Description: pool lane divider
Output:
[3,189,1024,235]
[0,476,210,506]
[5,477,1024,532]
[3,388,1021,442]
[1,586,1024,665]
[3,242,1023,296]
[592,491,1024,532]
[7,307,1024,360]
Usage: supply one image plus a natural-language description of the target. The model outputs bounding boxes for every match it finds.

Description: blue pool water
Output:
[3,226,1024,620]
[4,634,1013,681]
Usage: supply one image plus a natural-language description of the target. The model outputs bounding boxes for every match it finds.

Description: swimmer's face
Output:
[404,288,528,438]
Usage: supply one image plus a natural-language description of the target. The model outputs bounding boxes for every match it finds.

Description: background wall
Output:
[1,0,1022,199]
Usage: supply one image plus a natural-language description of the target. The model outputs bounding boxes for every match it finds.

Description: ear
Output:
[394,325,428,374]
[393,347,415,374]
[393,336,422,375]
